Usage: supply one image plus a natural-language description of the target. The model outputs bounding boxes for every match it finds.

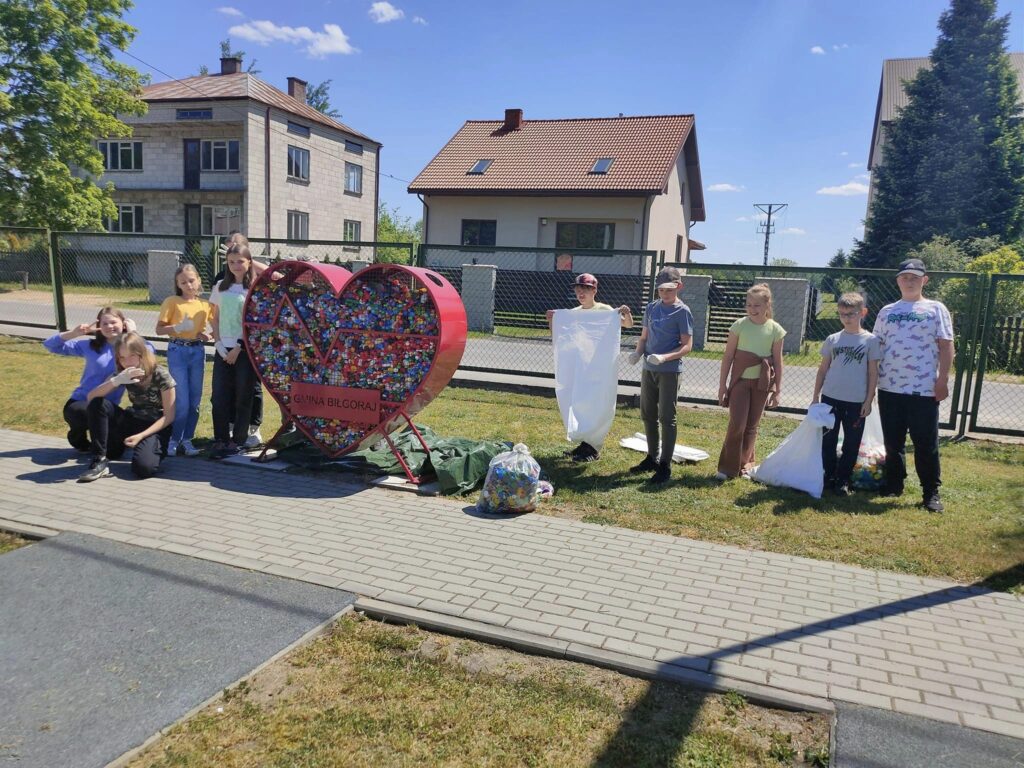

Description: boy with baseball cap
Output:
[627,267,694,484]
[547,273,633,462]
[872,258,954,512]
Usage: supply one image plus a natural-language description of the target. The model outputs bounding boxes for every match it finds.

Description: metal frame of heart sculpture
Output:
[242,260,467,482]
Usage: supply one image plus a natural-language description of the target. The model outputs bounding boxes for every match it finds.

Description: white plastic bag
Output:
[552,309,620,449]
[851,407,887,490]
[477,443,542,513]
[618,432,710,463]
[749,403,835,498]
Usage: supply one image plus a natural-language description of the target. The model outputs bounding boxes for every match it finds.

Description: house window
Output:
[176,109,212,120]
[556,222,615,250]
[201,140,240,171]
[590,157,614,174]
[345,162,362,194]
[287,210,309,241]
[343,219,361,251]
[104,204,144,234]
[467,159,492,175]
[345,140,363,155]
[461,220,496,247]
[287,146,310,181]
[287,121,310,138]
[201,205,242,236]
[98,141,143,171]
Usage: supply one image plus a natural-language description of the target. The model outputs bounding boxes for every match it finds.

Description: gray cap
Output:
[655,267,682,289]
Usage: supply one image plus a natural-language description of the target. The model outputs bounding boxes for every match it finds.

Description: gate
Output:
[969,273,1024,437]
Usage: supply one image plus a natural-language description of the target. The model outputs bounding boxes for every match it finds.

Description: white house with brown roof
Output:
[408,109,705,266]
[90,57,380,245]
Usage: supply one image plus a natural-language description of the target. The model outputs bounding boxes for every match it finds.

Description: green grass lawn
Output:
[0,531,29,555]
[2,334,1021,592]
[129,614,830,768]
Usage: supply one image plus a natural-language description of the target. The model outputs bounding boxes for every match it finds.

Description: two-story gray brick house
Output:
[94,57,380,245]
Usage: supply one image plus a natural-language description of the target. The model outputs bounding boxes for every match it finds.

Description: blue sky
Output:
[121,0,1024,265]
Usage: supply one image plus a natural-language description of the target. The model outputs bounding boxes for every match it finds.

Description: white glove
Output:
[215,341,229,360]
[124,318,137,333]
[218,242,229,257]
[173,317,195,334]
[646,353,667,366]
[111,367,143,386]
[627,350,643,365]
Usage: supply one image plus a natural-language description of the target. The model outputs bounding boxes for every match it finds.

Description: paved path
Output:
[1,428,1022,740]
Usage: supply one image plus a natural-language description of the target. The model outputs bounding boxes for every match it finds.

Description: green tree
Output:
[219,38,259,74]
[822,248,848,296]
[940,245,1024,319]
[375,202,422,264]
[306,80,340,118]
[0,0,148,228]
[854,0,1024,268]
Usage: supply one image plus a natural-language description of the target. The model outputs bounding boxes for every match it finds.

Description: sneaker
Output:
[571,443,600,463]
[714,471,729,481]
[168,440,180,457]
[630,456,659,474]
[922,492,944,513]
[649,464,672,484]
[740,469,752,480]
[833,484,851,497]
[879,485,904,498]
[563,443,584,457]
[243,430,263,450]
[180,440,201,457]
[78,457,111,483]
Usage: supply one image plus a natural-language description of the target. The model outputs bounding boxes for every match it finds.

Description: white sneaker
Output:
[180,440,201,457]
[244,430,263,450]
[168,440,180,457]
[714,471,729,481]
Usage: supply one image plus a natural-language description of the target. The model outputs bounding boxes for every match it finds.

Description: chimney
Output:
[288,77,308,104]
[220,56,242,75]
[503,108,523,131]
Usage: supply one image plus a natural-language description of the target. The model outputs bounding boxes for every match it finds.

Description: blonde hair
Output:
[173,263,203,297]
[228,232,249,247]
[837,292,865,310]
[113,332,156,381]
[746,283,773,319]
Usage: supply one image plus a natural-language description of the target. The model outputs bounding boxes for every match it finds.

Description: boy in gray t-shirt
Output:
[812,293,880,495]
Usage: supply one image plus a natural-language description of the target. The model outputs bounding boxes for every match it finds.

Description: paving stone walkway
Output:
[1,428,1022,739]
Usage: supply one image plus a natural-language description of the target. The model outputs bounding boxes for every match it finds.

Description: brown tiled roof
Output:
[408,114,704,219]
[141,73,378,144]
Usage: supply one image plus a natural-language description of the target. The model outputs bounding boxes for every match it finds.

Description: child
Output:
[627,267,694,484]
[43,306,130,451]
[547,273,634,462]
[210,243,258,459]
[812,292,880,495]
[156,264,214,457]
[872,258,954,512]
[716,284,785,480]
[78,332,176,482]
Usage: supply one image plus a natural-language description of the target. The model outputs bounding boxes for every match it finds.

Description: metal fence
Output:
[970,273,1024,437]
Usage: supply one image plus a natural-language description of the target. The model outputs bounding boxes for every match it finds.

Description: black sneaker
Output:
[563,442,584,457]
[922,492,944,513]
[879,485,904,498]
[572,444,600,463]
[833,484,851,497]
[78,457,111,483]
[649,464,672,484]
[630,456,659,474]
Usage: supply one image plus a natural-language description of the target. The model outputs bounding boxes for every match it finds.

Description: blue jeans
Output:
[167,342,206,444]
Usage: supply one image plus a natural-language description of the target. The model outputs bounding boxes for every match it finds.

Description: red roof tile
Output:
[142,73,378,144]
[409,113,700,202]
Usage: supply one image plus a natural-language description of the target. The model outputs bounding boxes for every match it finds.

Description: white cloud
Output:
[735,213,769,223]
[781,227,806,235]
[229,20,357,57]
[817,180,870,196]
[708,183,744,192]
[369,1,404,22]
[412,15,427,24]
[810,45,825,55]
[839,151,848,156]
[832,43,849,51]
[854,172,871,180]
[848,161,861,168]
[217,6,243,16]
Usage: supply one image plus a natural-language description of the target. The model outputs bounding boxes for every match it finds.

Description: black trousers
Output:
[821,395,865,486]
[86,398,170,479]
[878,389,941,495]
[212,346,256,444]
[63,398,91,450]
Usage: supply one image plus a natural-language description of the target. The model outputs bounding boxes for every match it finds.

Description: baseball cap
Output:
[655,267,682,289]
[574,273,598,288]
[897,258,927,277]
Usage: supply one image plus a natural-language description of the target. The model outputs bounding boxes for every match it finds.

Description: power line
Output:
[754,203,787,267]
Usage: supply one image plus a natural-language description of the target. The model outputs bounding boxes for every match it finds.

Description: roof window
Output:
[467,159,492,175]
[590,157,614,174]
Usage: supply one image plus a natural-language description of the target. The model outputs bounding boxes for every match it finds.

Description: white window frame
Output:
[343,219,361,252]
[287,210,309,241]
[200,139,240,172]
[344,162,362,194]
[98,141,143,171]
[104,204,144,233]
[287,145,310,181]
[201,205,242,236]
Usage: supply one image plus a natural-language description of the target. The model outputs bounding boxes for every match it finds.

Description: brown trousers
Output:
[717,378,771,477]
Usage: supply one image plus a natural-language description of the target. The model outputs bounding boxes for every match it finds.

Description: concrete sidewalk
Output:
[1,427,1022,740]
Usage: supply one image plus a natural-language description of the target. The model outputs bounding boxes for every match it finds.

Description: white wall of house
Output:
[646,150,691,262]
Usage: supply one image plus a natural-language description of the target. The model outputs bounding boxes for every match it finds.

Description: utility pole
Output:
[754,203,787,267]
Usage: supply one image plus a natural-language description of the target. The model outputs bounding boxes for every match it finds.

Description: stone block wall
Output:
[756,276,810,354]
[461,264,496,333]
[678,274,711,351]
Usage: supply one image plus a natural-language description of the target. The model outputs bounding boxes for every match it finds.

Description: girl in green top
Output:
[716,284,786,479]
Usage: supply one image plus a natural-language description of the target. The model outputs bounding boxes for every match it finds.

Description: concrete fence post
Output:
[756,276,810,354]
[678,274,712,351]
[147,250,182,305]
[461,264,496,334]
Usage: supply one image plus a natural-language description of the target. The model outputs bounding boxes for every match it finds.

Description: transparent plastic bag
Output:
[477,443,541,513]
[851,407,886,490]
